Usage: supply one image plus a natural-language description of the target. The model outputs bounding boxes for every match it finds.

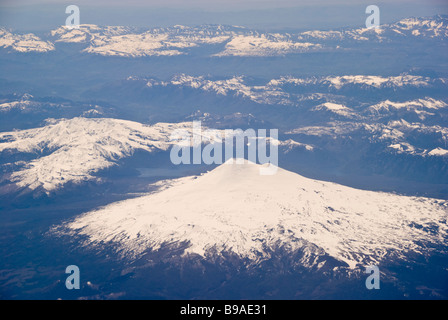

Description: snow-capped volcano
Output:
[60,159,448,269]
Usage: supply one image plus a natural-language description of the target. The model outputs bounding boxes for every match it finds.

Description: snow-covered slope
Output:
[0,118,194,193]
[59,159,448,269]
[0,28,54,52]
[428,147,448,156]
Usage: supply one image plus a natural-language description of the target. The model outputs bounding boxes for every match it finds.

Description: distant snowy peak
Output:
[50,24,135,42]
[0,96,37,112]
[298,15,448,42]
[387,143,448,158]
[0,28,54,52]
[0,94,62,113]
[59,159,448,269]
[386,120,448,157]
[390,15,448,38]
[127,74,447,108]
[131,74,292,106]
[273,74,441,90]
[361,97,448,122]
[368,98,447,115]
[214,34,321,57]
[150,73,439,90]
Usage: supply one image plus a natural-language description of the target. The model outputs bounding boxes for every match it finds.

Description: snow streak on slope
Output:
[61,160,448,269]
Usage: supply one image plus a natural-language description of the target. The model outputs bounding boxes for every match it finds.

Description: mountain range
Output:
[0,14,447,299]
[1,15,447,57]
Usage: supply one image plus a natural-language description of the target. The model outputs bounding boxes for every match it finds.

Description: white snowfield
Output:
[61,159,448,269]
[214,34,320,57]
[0,28,54,53]
[428,147,448,156]
[311,102,358,118]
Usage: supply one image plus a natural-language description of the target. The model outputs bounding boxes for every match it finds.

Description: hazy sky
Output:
[0,0,446,31]
[2,0,447,9]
